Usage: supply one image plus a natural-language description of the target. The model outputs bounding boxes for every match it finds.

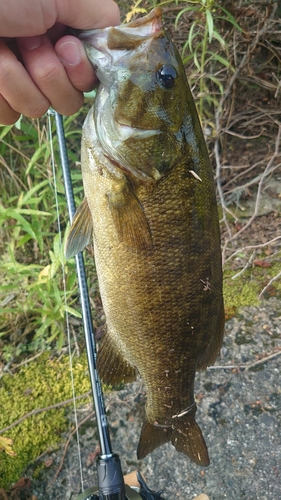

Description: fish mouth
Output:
[80,8,163,45]
[79,8,164,70]
[122,7,163,30]
[80,9,165,184]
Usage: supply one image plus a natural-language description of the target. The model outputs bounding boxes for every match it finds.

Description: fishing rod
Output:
[54,111,166,500]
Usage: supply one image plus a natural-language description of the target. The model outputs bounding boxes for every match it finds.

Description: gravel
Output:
[27,297,281,500]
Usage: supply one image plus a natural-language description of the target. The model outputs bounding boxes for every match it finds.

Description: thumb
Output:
[55,36,98,92]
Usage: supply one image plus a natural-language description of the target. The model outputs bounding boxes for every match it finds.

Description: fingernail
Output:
[57,41,81,66]
[18,35,42,50]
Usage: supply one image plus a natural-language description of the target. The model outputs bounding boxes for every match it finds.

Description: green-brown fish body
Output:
[66,8,224,466]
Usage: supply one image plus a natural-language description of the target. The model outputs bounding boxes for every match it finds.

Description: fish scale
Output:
[66,8,224,467]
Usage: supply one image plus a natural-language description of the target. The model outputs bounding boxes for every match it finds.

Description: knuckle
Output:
[0,57,17,87]
[33,60,62,85]
[0,56,50,119]
[24,98,49,118]
[0,95,20,125]
[56,93,83,116]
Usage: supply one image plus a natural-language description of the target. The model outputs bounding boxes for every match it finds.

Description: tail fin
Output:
[171,418,210,466]
[137,421,171,460]
[137,417,209,466]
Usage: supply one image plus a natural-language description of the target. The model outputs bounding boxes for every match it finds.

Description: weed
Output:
[0,112,87,361]
[175,0,242,116]
[124,1,242,119]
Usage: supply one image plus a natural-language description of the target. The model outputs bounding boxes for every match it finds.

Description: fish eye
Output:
[156,65,177,89]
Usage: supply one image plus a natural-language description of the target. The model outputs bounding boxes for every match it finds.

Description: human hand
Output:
[0,0,120,125]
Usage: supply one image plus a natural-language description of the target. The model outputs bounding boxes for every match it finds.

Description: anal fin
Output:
[65,197,93,259]
[107,181,152,252]
[97,331,137,385]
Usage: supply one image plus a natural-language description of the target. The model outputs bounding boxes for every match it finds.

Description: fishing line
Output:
[47,109,85,491]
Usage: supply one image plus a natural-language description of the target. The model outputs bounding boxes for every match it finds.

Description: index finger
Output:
[57,0,120,30]
[0,0,120,37]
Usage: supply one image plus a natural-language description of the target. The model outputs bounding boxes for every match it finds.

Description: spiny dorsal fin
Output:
[107,182,153,252]
[65,197,93,259]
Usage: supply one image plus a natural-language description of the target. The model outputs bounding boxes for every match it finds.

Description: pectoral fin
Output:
[65,197,93,259]
[107,182,152,252]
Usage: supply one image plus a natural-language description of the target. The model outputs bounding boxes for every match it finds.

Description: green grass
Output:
[174,0,242,117]
[0,112,88,360]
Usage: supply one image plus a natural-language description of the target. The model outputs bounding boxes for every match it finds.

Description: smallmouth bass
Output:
[66,8,224,466]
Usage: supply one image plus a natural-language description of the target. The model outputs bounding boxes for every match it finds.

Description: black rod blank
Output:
[54,111,113,458]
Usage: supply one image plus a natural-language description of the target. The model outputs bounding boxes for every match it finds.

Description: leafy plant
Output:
[0,112,86,360]
[174,0,242,116]
[125,0,147,22]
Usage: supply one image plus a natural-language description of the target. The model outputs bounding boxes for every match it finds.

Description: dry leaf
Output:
[11,477,30,490]
[125,1,147,23]
[192,495,210,500]
[0,488,9,500]
[43,457,53,468]
[254,260,272,268]
[86,448,100,467]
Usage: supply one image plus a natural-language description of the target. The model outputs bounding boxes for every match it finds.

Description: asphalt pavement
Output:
[28,297,281,500]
